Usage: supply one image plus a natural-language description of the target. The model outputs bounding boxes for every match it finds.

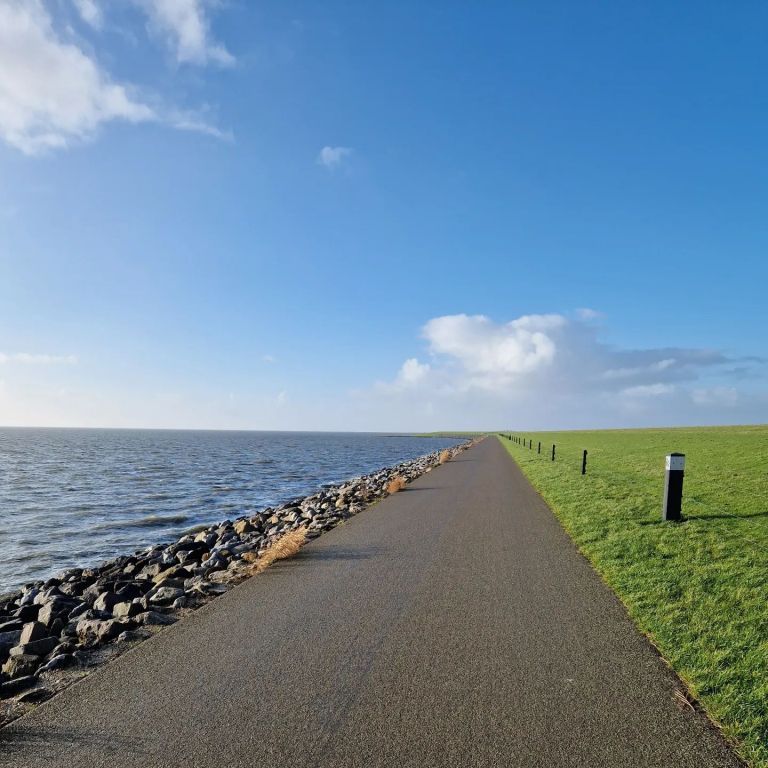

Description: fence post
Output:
[551,444,555,461]
[538,441,541,454]
[581,449,588,475]
[662,453,685,521]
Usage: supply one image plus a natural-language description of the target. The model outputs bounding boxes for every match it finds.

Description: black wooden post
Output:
[581,449,588,475]
[551,444,555,461]
[662,453,685,521]
[537,441,541,454]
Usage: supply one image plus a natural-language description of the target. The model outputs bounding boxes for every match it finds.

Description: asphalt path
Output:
[1,437,742,767]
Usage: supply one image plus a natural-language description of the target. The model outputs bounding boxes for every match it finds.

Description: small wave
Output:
[182,522,213,536]
[95,514,190,531]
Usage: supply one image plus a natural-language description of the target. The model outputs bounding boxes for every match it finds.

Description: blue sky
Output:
[0,0,765,430]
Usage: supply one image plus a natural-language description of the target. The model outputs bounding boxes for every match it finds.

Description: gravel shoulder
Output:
[0,438,743,767]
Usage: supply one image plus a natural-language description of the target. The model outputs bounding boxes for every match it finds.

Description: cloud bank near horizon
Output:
[0,311,763,432]
[370,311,765,430]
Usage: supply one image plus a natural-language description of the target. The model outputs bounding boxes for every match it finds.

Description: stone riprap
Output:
[0,441,474,716]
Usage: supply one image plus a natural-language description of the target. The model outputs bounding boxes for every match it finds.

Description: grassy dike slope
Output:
[500,426,768,768]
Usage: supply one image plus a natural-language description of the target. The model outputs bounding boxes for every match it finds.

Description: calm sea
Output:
[0,429,461,594]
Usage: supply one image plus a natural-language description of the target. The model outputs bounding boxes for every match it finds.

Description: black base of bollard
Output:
[663,453,686,521]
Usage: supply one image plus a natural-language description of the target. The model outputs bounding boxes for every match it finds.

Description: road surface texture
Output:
[1,437,743,767]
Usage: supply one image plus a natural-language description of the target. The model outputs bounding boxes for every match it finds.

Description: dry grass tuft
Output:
[386,476,407,494]
[438,449,451,464]
[244,527,307,574]
[673,688,696,712]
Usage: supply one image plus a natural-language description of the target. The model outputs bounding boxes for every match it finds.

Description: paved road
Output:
[1,437,742,767]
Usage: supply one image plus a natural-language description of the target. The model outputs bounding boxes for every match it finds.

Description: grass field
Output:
[499,425,768,767]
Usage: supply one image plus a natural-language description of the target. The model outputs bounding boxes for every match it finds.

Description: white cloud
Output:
[368,310,758,429]
[276,390,288,405]
[0,353,77,365]
[377,358,431,392]
[262,354,276,364]
[73,0,102,28]
[0,0,155,154]
[576,307,603,321]
[317,146,352,169]
[164,108,233,141]
[621,383,675,398]
[133,0,234,66]
[398,358,430,385]
[602,358,676,380]
[409,313,728,397]
[692,387,739,406]
[422,314,563,391]
[0,0,231,155]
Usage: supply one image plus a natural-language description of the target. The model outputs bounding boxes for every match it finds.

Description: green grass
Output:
[499,425,768,767]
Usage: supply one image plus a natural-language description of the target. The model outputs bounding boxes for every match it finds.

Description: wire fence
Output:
[497,432,767,552]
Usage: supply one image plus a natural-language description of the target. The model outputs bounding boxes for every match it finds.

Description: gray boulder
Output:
[76,617,136,646]
[0,675,37,698]
[136,611,176,626]
[2,653,40,678]
[19,621,49,645]
[115,582,144,600]
[38,653,76,673]
[9,637,58,657]
[112,601,141,619]
[149,587,184,605]
[92,592,121,614]
[0,629,22,647]
[233,519,254,535]
[68,602,90,621]
[38,599,76,627]
[14,604,39,622]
